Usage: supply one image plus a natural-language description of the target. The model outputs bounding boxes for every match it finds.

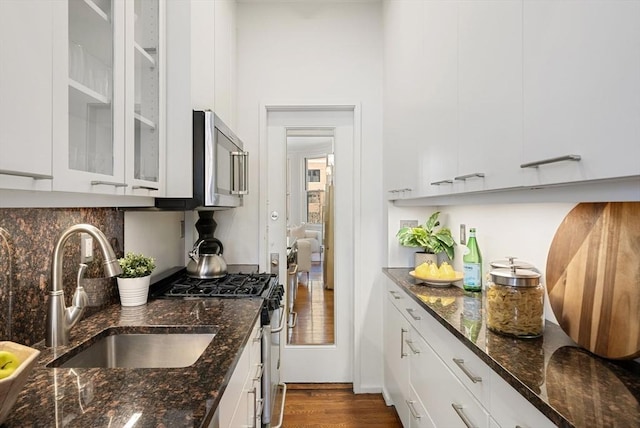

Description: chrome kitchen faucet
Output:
[45,224,122,347]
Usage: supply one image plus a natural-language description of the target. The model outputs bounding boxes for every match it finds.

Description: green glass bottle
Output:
[463,228,482,292]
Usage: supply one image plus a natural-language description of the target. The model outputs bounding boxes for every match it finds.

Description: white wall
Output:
[234,1,384,391]
[388,202,583,325]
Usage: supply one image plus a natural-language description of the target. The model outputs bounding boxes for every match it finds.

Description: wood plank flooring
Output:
[288,262,334,345]
[282,383,402,428]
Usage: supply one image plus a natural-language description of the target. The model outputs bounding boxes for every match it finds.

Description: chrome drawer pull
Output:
[406,400,422,420]
[253,363,264,382]
[451,403,477,428]
[453,358,482,383]
[405,339,420,355]
[132,185,159,191]
[253,327,263,343]
[454,172,485,181]
[405,308,421,321]
[389,290,402,300]
[400,328,408,358]
[430,179,453,185]
[0,169,53,180]
[520,154,581,168]
[90,180,128,187]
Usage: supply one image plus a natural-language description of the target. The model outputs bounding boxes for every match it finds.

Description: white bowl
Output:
[0,341,40,424]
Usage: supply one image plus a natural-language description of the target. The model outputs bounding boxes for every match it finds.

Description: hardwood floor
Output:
[288,262,335,345]
[282,383,402,428]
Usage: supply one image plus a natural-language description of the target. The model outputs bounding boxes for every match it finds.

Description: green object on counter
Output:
[463,228,482,292]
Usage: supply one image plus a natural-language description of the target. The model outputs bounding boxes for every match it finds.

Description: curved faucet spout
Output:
[46,224,122,347]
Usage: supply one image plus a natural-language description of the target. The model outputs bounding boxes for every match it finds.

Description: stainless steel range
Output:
[150,266,286,427]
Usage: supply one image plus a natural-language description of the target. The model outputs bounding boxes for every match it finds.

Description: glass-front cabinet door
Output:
[125,0,165,195]
[53,0,165,197]
[53,0,126,194]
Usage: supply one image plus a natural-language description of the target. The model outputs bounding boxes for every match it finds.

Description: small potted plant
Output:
[396,211,455,267]
[116,252,156,306]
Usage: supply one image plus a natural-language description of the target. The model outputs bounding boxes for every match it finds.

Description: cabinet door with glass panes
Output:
[125,0,165,196]
[52,0,126,195]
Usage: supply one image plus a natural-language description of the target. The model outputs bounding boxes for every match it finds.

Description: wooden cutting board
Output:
[546,202,640,360]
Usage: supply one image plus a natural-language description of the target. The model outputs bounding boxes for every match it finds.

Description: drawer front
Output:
[421,312,492,407]
[490,372,555,428]
[408,384,436,428]
[411,331,489,428]
[386,279,424,330]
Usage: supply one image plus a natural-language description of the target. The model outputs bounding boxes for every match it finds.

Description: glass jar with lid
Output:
[486,257,544,338]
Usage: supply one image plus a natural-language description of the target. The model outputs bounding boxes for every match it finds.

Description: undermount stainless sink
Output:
[47,326,217,369]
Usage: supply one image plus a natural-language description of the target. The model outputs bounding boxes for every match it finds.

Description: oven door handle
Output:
[271,304,286,333]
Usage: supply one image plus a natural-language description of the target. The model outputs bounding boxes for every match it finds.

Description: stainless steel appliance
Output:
[155,110,248,210]
[150,266,286,427]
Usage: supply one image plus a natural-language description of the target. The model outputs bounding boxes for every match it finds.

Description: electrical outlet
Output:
[80,233,93,263]
[400,220,419,229]
[180,220,185,239]
[460,224,466,245]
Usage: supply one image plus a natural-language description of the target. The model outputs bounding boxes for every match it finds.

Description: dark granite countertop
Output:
[383,268,640,428]
[2,297,263,427]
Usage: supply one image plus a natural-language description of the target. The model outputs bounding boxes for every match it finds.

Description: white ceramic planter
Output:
[414,251,437,268]
[117,276,150,307]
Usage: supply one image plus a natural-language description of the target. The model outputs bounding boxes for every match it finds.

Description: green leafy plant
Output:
[117,252,156,278]
[396,211,455,260]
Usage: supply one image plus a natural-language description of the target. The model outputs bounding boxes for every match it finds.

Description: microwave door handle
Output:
[231,151,249,195]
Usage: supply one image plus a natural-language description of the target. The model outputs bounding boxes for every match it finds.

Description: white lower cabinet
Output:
[490,372,555,428]
[215,320,262,428]
[383,277,553,428]
[384,289,411,427]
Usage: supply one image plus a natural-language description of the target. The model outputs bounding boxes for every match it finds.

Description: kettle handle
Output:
[189,239,205,261]
[192,238,224,255]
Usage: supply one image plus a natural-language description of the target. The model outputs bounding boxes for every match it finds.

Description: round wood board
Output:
[546,202,640,359]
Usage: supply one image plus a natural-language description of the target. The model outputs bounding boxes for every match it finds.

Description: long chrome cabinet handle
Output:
[453,358,482,383]
[389,290,401,300]
[406,400,422,420]
[253,327,263,343]
[0,169,53,180]
[90,180,128,187]
[454,173,485,181]
[405,308,421,321]
[520,154,581,168]
[131,185,159,191]
[430,179,453,185]
[451,403,478,428]
[400,328,408,358]
[247,387,264,428]
[405,339,420,355]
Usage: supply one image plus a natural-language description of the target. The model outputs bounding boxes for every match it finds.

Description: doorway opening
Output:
[286,130,335,345]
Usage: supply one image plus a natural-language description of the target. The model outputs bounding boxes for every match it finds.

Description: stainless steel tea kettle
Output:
[186,238,227,279]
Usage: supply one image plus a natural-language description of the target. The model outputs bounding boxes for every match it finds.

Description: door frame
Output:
[258,101,364,389]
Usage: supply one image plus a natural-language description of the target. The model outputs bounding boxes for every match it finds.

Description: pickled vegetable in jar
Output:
[486,258,544,338]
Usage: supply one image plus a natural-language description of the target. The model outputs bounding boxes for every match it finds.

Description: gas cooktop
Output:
[150,265,277,299]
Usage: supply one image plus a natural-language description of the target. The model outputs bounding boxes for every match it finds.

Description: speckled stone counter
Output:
[2,297,263,427]
[383,268,640,428]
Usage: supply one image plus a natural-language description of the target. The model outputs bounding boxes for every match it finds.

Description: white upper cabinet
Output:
[383,0,425,200]
[456,0,523,193]
[52,0,166,197]
[214,0,237,129]
[125,0,165,196]
[522,0,640,186]
[52,0,126,195]
[0,0,54,191]
[423,1,458,196]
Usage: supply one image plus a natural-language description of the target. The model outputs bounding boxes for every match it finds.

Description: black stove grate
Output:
[164,273,274,298]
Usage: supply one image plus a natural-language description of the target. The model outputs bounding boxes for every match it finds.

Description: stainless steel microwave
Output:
[156,110,248,210]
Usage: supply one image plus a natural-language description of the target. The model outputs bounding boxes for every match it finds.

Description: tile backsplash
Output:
[0,208,124,345]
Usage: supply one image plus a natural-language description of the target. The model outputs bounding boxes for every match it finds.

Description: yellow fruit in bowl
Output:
[438,262,456,279]
[0,350,21,379]
[415,262,431,278]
